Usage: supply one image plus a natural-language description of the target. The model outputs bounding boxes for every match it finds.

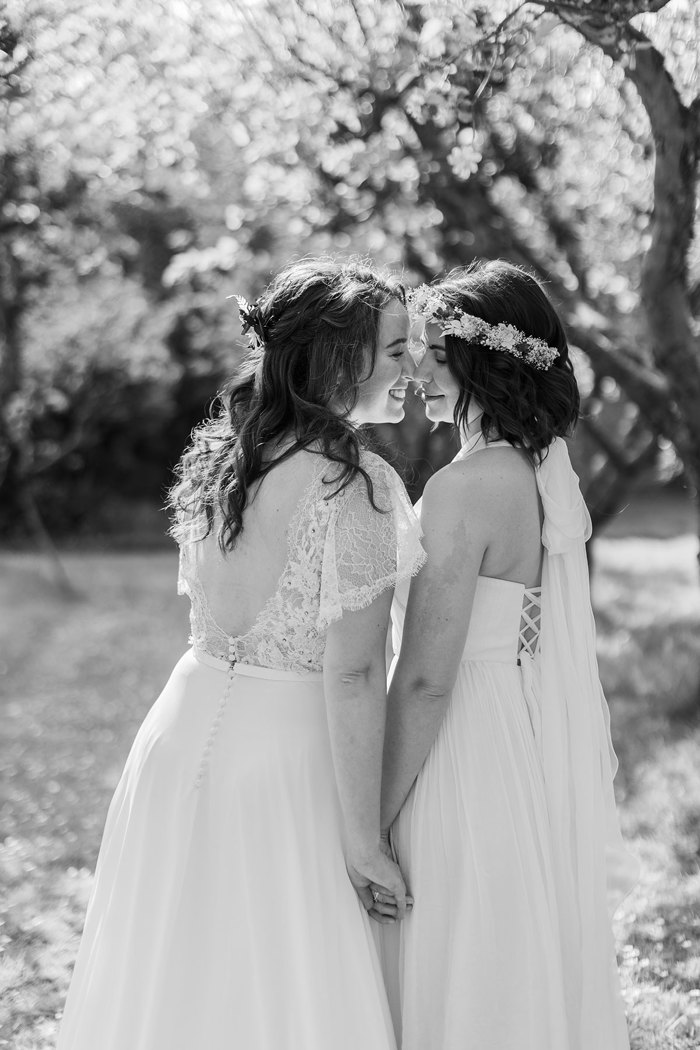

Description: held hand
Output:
[369,828,413,919]
[346,848,409,924]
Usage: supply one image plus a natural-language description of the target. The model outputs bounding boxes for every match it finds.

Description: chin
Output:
[423,400,451,424]
[379,394,407,424]
[367,410,405,425]
[354,406,405,426]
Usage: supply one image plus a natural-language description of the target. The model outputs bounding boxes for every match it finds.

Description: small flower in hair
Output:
[495,324,518,350]
[232,294,254,325]
[232,294,265,352]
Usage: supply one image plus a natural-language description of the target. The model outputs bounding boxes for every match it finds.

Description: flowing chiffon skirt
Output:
[57,649,396,1050]
[379,655,571,1050]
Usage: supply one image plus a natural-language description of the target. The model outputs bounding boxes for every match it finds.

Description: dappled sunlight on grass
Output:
[0,552,187,1047]
[593,536,700,1048]
[1,538,699,1047]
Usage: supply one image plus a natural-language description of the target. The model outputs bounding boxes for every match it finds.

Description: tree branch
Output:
[579,412,656,475]
[565,318,692,457]
[537,0,700,492]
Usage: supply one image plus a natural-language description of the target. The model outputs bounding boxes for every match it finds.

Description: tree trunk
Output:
[549,2,700,568]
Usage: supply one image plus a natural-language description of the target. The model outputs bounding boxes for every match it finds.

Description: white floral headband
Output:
[408,286,559,372]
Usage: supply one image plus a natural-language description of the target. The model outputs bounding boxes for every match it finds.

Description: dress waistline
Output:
[191,646,324,682]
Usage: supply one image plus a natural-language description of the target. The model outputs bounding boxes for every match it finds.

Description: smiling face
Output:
[351,299,413,425]
[413,323,462,424]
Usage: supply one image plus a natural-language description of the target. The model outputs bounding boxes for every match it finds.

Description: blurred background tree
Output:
[1,0,698,552]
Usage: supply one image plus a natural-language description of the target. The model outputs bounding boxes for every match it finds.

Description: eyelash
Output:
[435,356,447,366]
[389,350,404,359]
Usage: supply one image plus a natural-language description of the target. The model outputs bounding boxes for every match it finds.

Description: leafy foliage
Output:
[0,0,698,538]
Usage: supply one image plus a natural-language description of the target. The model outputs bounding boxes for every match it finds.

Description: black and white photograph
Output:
[1,1,699,1048]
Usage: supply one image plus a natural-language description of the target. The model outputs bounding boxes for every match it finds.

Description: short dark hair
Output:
[432,260,579,460]
[168,257,405,551]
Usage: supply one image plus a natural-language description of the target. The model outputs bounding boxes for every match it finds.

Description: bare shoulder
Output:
[422,447,535,525]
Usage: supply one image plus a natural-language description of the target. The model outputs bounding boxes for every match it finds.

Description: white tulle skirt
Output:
[377,658,571,1050]
[57,650,396,1050]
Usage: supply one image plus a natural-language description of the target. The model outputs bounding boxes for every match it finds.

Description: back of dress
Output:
[385,437,636,1050]
[178,448,425,672]
[58,445,424,1050]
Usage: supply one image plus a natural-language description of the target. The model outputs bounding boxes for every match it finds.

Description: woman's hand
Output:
[346,847,408,924]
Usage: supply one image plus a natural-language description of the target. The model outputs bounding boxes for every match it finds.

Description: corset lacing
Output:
[518,587,542,662]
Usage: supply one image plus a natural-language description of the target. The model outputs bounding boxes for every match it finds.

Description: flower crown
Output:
[408,286,559,372]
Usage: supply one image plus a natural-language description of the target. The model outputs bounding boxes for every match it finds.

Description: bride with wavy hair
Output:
[377,259,638,1050]
[57,258,424,1050]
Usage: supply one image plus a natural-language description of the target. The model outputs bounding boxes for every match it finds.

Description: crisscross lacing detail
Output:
[518,587,542,659]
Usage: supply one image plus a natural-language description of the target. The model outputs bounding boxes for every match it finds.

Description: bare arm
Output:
[324,589,408,916]
[380,466,491,830]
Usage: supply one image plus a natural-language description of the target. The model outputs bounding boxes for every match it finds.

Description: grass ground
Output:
[1,521,699,1048]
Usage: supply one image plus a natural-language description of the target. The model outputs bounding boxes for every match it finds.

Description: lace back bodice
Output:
[177,451,426,672]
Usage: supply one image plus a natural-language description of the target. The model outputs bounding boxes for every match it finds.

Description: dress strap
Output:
[453,434,513,462]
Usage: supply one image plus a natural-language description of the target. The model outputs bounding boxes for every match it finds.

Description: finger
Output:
[371,889,414,907]
[370,879,406,901]
[355,885,375,912]
[379,860,406,896]
[372,888,414,912]
[369,887,399,911]
[368,908,396,925]
[380,875,407,919]
[373,901,398,918]
[369,885,395,906]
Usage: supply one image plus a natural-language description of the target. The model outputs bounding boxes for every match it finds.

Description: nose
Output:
[401,351,416,380]
[412,353,432,384]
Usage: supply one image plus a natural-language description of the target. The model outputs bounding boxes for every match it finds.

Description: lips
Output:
[389,387,407,402]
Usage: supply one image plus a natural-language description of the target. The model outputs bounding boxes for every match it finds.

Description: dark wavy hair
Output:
[431,260,579,461]
[168,258,405,551]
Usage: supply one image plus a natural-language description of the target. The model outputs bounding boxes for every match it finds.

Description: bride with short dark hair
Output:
[378,259,637,1050]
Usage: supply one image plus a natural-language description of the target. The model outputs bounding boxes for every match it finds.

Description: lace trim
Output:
[318,455,426,630]
[333,557,426,616]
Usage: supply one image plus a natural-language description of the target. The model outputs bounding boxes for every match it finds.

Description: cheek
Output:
[357,370,386,406]
[373,359,397,397]
[442,370,460,401]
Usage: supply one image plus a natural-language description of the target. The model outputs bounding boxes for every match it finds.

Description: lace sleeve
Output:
[176,545,190,597]
[318,453,426,630]
[175,515,209,598]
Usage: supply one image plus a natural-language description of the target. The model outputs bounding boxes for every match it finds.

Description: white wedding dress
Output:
[380,436,638,1050]
[56,449,425,1050]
